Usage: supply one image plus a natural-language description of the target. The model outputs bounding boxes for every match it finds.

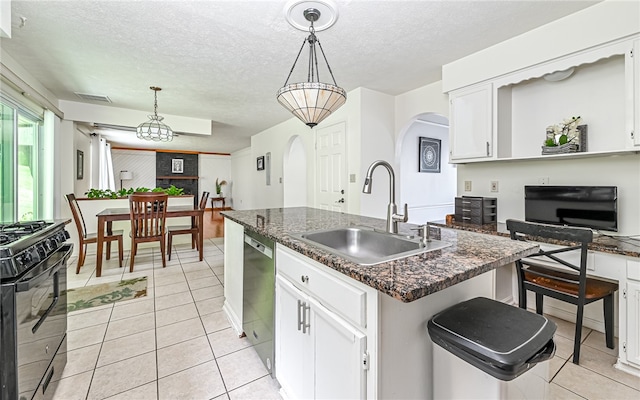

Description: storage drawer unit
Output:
[455,196,497,225]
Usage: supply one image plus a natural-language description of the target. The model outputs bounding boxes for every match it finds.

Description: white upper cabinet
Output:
[448,35,640,163]
[449,83,493,162]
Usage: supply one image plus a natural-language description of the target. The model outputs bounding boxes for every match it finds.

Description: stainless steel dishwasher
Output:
[243,230,275,376]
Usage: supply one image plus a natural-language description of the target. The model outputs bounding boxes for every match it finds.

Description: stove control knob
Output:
[21,252,32,264]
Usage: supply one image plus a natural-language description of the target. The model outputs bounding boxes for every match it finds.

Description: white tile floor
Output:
[53,237,640,399]
[53,237,282,400]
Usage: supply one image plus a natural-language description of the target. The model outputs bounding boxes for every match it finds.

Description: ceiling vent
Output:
[74,92,112,103]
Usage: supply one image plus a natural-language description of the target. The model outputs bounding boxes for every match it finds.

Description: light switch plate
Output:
[350,174,356,183]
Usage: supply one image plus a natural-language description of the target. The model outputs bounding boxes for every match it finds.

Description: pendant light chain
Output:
[153,89,159,117]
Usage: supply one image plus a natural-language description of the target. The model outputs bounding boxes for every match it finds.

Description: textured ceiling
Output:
[1,0,600,153]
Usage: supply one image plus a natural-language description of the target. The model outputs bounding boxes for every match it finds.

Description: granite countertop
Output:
[222,207,538,303]
[429,220,640,258]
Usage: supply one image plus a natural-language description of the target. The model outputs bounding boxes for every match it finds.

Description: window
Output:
[1,93,48,222]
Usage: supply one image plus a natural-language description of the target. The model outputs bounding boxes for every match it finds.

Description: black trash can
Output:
[427,297,556,399]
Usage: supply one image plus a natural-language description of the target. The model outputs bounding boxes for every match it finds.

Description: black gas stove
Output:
[0,221,70,281]
[0,220,72,400]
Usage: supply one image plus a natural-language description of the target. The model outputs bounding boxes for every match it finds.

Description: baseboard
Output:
[222,301,244,336]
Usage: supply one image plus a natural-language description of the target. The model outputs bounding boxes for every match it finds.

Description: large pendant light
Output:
[277,7,346,128]
[137,86,174,142]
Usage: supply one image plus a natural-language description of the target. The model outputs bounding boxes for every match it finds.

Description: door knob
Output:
[336,198,345,203]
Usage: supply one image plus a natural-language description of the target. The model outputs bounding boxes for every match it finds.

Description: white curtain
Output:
[98,138,115,190]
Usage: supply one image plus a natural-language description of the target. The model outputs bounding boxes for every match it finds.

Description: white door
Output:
[316,122,347,211]
[310,296,367,400]
[275,276,313,399]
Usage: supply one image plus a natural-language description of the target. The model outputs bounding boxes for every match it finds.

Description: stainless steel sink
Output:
[292,226,451,266]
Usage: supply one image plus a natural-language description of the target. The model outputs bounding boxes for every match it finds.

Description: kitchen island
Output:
[222,207,538,399]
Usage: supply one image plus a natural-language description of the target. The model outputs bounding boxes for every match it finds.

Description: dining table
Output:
[95,205,204,277]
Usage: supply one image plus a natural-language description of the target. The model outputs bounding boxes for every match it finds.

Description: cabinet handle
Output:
[297,300,304,331]
[486,141,490,156]
[301,275,309,283]
[302,302,310,334]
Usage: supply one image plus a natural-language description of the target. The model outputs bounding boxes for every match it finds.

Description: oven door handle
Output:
[15,244,73,293]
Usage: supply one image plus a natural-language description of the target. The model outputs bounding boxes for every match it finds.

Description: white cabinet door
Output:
[626,280,640,367]
[310,296,367,400]
[223,218,244,333]
[450,83,493,161]
[276,271,368,400]
[275,276,313,399]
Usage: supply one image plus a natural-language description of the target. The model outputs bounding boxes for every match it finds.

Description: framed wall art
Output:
[257,156,265,171]
[76,150,84,180]
[419,137,441,173]
[171,158,184,174]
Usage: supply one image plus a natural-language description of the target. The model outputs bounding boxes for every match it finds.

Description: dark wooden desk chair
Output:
[167,192,209,260]
[129,192,168,271]
[506,219,618,364]
[65,193,123,274]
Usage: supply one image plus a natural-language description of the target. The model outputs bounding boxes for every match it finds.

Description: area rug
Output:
[67,276,148,312]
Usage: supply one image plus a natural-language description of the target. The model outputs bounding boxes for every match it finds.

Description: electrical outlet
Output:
[464,181,472,192]
[538,177,550,185]
[491,181,499,192]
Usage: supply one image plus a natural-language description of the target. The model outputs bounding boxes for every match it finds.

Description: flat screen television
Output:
[524,186,618,232]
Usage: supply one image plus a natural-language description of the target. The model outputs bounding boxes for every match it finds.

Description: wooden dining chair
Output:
[506,219,618,364]
[65,193,123,274]
[129,192,169,271]
[167,191,209,260]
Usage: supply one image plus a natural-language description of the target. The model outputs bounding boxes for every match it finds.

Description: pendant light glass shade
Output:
[137,86,173,142]
[277,82,346,128]
[277,8,346,128]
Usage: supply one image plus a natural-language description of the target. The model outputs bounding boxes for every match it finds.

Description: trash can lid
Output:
[428,297,556,380]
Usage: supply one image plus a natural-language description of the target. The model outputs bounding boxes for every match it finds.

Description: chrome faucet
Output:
[362,160,408,234]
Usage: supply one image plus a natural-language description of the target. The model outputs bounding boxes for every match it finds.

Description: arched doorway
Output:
[283,135,307,207]
[395,113,456,224]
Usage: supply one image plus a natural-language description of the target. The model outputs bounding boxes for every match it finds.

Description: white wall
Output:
[394,81,449,138]
[109,149,232,206]
[249,117,315,210]
[358,89,396,219]
[442,0,640,92]
[283,136,307,207]
[398,119,456,224]
[457,155,640,235]
[200,154,231,200]
[111,149,157,191]
[230,147,254,210]
[73,125,93,197]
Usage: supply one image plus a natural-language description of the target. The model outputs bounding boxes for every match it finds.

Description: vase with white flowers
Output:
[215,178,227,197]
[542,116,587,155]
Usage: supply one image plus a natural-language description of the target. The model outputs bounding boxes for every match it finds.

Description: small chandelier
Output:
[137,86,173,142]
[277,8,346,128]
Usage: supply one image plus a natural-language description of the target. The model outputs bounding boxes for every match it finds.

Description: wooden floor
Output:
[203,208,226,239]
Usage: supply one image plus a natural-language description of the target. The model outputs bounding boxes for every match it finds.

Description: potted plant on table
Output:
[215,178,227,197]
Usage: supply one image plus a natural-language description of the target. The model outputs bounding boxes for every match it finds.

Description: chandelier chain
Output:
[153,90,158,117]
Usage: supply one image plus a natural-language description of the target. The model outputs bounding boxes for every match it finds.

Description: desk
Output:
[96,205,204,277]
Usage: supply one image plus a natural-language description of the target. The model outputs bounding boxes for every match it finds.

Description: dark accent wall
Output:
[156,152,198,206]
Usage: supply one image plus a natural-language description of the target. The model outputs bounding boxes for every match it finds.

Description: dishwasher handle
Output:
[244,234,273,259]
